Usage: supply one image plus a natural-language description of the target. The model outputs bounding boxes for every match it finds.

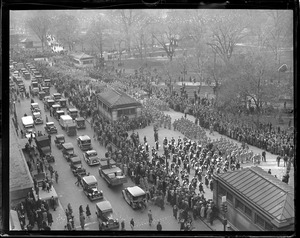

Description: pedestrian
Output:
[148,209,153,226]
[55,171,59,183]
[46,181,50,193]
[79,205,84,216]
[47,211,53,226]
[50,196,56,211]
[130,218,134,230]
[276,155,281,167]
[75,175,81,186]
[156,221,162,231]
[268,169,271,174]
[262,151,266,162]
[68,203,73,215]
[173,205,178,220]
[121,220,125,230]
[80,213,85,230]
[86,205,91,219]
[283,154,288,167]
[35,185,39,198]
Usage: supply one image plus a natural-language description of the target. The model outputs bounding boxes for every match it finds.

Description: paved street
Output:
[14,76,221,231]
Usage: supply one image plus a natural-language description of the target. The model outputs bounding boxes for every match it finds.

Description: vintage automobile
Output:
[35,135,55,163]
[51,104,61,117]
[41,86,50,96]
[55,110,65,121]
[83,150,100,166]
[96,201,120,230]
[82,175,103,201]
[45,99,55,111]
[25,129,36,139]
[75,117,86,129]
[122,186,147,210]
[43,96,52,103]
[67,108,79,120]
[62,142,76,161]
[39,91,46,100]
[58,98,67,108]
[52,93,62,102]
[70,156,87,177]
[44,122,57,134]
[77,135,92,151]
[44,79,51,87]
[31,102,41,113]
[32,112,43,125]
[54,134,65,149]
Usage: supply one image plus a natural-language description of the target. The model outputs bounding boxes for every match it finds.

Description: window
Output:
[265,222,273,231]
[244,206,252,218]
[255,214,265,228]
[235,199,244,211]
[117,110,122,117]
[218,185,226,196]
[227,192,233,203]
[130,108,136,114]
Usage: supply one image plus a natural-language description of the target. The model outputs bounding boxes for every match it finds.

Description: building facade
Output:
[213,166,294,231]
[97,88,142,121]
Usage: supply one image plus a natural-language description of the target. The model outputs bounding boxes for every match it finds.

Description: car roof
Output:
[76,117,85,121]
[96,201,112,212]
[46,122,54,125]
[31,103,39,106]
[59,98,66,101]
[55,134,64,138]
[78,135,91,140]
[70,156,81,163]
[35,135,49,142]
[33,112,41,116]
[102,167,122,175]
[126,186,146,197]
[86,150,97,155]
[56,110,65,113]
[52,104,61,107]
[68,108,78,112]
[53,93,61,96]
[82,175,97,184]
[62,142,73,149]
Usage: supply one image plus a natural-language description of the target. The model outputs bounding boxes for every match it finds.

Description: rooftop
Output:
[98,88,142,109]
[10,119,34,193]
[214,166,294,224]
[70,52,94,60]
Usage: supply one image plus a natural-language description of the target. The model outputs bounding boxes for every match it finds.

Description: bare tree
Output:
[264,10,293,63]
[26,13,51,51]
[207,13,248,65]
[86,16,111,58]
[54,14,79,52]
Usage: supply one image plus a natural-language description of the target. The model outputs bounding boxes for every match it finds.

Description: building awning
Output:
[97,88,142,109]
[10,210,22,230]
[213,166,294,225]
